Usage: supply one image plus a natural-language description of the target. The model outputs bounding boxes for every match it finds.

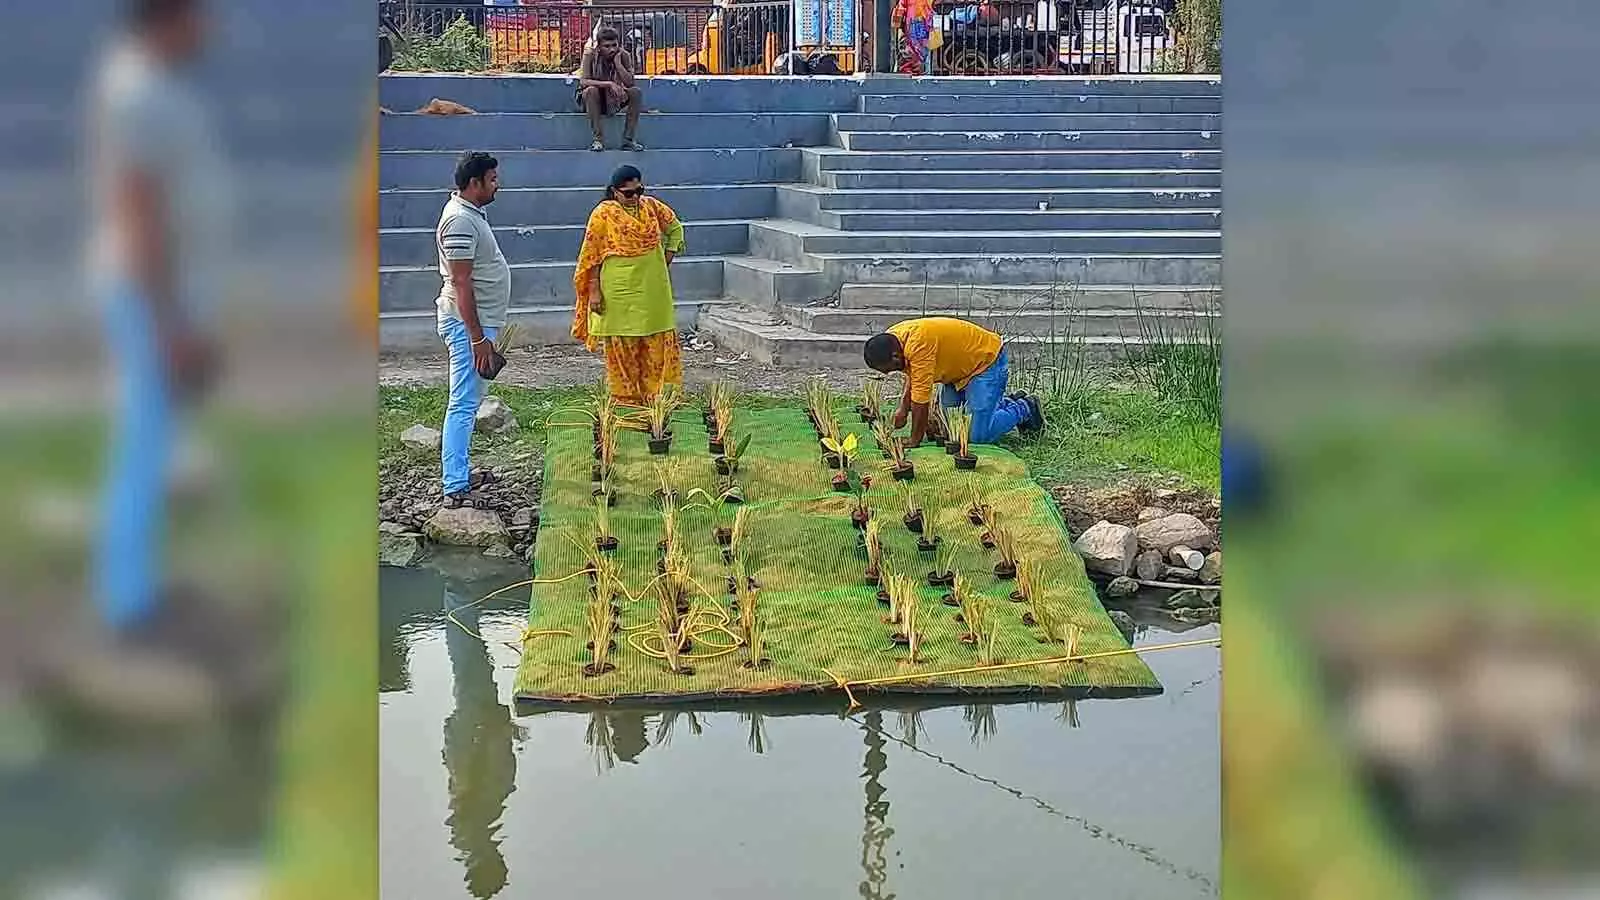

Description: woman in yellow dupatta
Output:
[571,165,686,407]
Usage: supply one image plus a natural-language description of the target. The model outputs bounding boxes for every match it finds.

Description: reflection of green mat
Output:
[514,403,1161,703]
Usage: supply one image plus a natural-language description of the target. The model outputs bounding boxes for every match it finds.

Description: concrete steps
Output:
[696,303,1155,368]
[837,130,1219,152]
[381,184,776,228]
[833,112,1222,132]
[750,219,1221,256]
[809,208,1224,232]
[380,111,831,151]
[376,73,1223,355]
[819,168,1221,190]
[778,184,1219,213]
[785,304,1219,337]
[381,220,750,266]
[858,93,1222,114]
[805,147,1220,173]
[835,282,1220,310]
[381,147,800,189]
[382,300,712,351]
[379,256,725,314]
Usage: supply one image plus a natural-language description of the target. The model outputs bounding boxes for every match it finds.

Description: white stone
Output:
[399,424,442,452]
[1134,512,1215,553]
[1072,520,1138,577]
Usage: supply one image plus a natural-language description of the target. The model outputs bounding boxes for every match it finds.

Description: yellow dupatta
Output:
[571,197,682,351]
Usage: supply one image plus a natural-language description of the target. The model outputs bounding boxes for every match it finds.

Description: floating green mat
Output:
[514,403,1161,703]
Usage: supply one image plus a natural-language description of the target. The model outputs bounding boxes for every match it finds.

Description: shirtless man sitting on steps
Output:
[576,26,643,152]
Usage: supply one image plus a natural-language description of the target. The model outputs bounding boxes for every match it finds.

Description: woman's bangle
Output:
[470,335,489,346]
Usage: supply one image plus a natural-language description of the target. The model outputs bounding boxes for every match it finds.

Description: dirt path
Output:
[380,340,864,394]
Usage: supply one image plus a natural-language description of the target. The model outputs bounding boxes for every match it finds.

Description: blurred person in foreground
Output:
[436,151,511,507]
[44,0,262,723]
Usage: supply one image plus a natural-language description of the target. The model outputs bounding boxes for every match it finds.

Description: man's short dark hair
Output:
[863,333,903,371]
[596,26,620,43]
[127,0,197,26]
[454,152,498,191]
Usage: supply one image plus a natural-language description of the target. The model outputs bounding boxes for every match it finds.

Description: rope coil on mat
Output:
[829,637,1221,710]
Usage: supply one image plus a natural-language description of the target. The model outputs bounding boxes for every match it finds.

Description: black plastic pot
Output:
[945,441,960,456]
[917,536,941,553]
[592,489,616,506]
[994,561,1017,580]
[595,535,619,552]
[903,512,924,534]
[648,436,672,455]
[927,571,954,587]
[831,477,851,493]
[954,454,978,470]
[714,527,733,547]
[708,439,725,455]
[715,457,734,476]
[892,463,916,482]
[822,452,843,469]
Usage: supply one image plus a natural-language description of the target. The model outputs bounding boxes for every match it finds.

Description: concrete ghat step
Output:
[784,186,1220,213]
[697,306,1151,368]
[858,76,1220,97]
[380,74,863,115]
[381,220,749,266]
[750,222,1221,256]
[380,184,776,228]
[813,208,1223,232]
[838,130,1219,152]
[837,282,1220,310]
[380,111,831,151]
[381,148,801,190]
[786,305,1219,337]
[379,301,714,351]
[807,148,1220,172]
[858,93,1222,114]
[821,168,1221,190]
[378,256,725,312]
[810,252,1220,286]
[722,255,831,308]
[833,112,1223,132]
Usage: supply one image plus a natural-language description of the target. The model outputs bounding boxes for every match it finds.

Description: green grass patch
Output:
[513,401,1160,703]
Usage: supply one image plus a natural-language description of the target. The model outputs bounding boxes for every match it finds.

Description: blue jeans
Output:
[438,316,500,494]
[938,347,1029,444]
[96,282,176,630]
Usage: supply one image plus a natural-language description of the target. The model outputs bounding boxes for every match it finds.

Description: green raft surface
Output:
[514,403,1161,703]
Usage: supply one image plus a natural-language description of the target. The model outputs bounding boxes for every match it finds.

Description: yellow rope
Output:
[830,637,1221,709]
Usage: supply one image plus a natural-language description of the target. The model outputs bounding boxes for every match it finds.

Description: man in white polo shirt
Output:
[435,151,512,506]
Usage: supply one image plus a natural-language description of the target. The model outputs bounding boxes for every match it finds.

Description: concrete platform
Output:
[380,111,831,151]
[380,147,801,189]
[380,184,777,228]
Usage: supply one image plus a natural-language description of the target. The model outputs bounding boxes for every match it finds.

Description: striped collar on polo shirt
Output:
[449,191,488,221]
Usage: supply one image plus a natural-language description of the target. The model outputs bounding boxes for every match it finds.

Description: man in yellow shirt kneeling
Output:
[863,317,1043,447]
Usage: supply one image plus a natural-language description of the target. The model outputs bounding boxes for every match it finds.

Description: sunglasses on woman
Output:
[617,187,644,198]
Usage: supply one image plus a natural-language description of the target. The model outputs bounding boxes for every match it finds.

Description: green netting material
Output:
[514,403,1161,703]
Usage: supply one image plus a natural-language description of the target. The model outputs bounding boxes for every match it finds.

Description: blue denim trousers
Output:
[937,347,1029,443]
[438,316,500,494]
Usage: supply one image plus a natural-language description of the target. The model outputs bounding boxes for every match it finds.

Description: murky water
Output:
[380,557,1221,899]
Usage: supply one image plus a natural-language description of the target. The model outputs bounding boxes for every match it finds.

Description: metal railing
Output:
[380,0,1203,75]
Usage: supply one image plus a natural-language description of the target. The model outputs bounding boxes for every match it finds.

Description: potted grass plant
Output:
[926,398,950,445]
[944,407,967,456]
[646,384,683,454]
[888,573,922,663]
[737,578,769,670]
[591,470,616,507]
[858,378,884,423]
[900,486,925,534]
[991,521,1019,580]
[707,382,735,454]
[704,379,730,430]
[916,500,942,552]
[722,506,750,565]
[863,517,885,585]
[885,432,915,481]
[714,432,751,477]
[582,569,619,677]
[949,405,978,470]
[965,483,991,526]
[593,494,619,552]
[951,573,995,659]
[1011,558,1039,604]
[927,539,957,587]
